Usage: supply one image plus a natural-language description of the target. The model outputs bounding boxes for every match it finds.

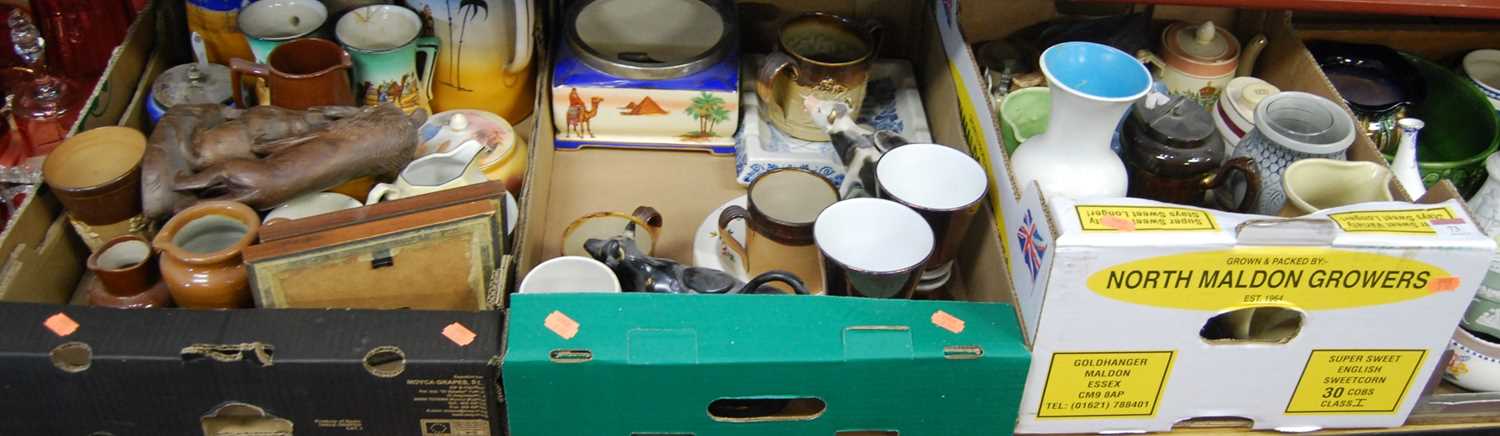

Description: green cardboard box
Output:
[503,293,1030,435]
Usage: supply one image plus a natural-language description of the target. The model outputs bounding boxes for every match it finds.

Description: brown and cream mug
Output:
[718,168,839,291]
[42,126,151,250]
[756,12,881,141]
[562,206,663,257]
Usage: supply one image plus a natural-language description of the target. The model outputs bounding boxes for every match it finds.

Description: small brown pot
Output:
[42,126,147,225]
[87,234,172,309]
[153,201,261,308]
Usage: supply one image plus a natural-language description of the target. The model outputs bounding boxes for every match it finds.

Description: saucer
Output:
[693,195,748,281]
[505,192,518,234]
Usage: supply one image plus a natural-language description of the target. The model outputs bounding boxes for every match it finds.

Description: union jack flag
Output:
[1017,210,1047,281]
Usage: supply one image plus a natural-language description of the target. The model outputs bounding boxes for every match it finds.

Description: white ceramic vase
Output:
[1392,118,1426,199]
[1010,42,1152,199]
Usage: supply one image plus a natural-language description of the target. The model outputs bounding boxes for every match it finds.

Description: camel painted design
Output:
[565,88,604,138]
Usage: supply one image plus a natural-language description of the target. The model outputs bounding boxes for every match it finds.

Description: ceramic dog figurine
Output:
[584,223,809,295]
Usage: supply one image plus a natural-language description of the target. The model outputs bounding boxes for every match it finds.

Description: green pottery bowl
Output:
[1382,53,1500,197]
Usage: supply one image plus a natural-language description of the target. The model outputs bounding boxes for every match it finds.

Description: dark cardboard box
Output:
[0,303,503,435]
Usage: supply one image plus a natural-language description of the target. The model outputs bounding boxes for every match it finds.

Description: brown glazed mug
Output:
[42,126,147,225]
[757,13,881,141]
[813,198,934,299]
[874,144,987,290]
[718,168,839,290]
[87,234,172,309]
[230,38,356,110]
[1124,93,1261,212]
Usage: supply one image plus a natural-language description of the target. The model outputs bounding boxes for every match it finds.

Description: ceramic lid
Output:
[1224,77,1279,121]
[418,110,517,171]
[1162,21,1239,76]
[567,0,734,80]
[152,63,232,108]
[1131,92,1218,147]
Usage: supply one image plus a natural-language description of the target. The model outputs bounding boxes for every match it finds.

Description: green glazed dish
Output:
[1383,53,1500,197]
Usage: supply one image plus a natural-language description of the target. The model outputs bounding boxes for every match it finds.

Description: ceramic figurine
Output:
[1217,92,1357,216]
[173,103,424,210]
[154,201,261,308]
[87,235,173,309]
[404,0,536,122]
[1138,21,1266,108]
[583,223,809,295]
[1392,118,1427,199]
[1010,42,1153,200]
[187,106,356,171]
[804,98,905,198]
[552,0,738,153]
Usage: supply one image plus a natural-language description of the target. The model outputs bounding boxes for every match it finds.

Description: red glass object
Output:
[28,0,132,81]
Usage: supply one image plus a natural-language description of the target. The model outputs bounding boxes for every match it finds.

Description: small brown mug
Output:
[718,168,839,288]
[42,126,147,226]
[230,38,355,110]
[756,13,882,141]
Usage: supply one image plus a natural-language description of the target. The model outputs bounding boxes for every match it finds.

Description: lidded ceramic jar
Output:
[148,62,233,124]
[1143,21,1248,107]
[1213,77,1279,152]
[153,201,261,309]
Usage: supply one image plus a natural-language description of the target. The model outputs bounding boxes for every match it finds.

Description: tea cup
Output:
[814,198,933,299]
[718,168,838,292]
[562,206,663,257]
[1278,158,1392,217]
[518,256,621,293]
[874,143,986,290]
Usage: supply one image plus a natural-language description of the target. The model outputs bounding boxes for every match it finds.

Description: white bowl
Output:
[1445,327,1500,392]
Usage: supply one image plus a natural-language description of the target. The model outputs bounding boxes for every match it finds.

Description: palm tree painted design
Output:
[682,92,729,141]
[453,0,489,91]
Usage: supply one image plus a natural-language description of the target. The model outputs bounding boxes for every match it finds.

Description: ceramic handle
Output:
[1135,49,1167,71]
[505,0,533,73]
[632,205,662,229]
[365,183,398,205]
[229,58,271,108]
[1203,157,1262,213]
[738,270,809,295]
[416,36,440,102]
[717,205,750,272]
[861,19,885,57]
[756,51,799,120]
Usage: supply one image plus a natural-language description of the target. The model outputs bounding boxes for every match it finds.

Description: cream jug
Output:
[366,140,488,204]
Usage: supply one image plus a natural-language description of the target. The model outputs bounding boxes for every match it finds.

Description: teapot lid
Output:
[152,62,232,108]
[1165,21,1238,64]
[1225,77,1279,120]
[1130,91,1219,148]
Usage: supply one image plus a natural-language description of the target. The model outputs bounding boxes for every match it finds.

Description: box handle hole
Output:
[549,349,593,363]
[943,345,984,360]
[708,397,825,422]
[50,341,91,373]
[363,346,406,378]
[836,432,898,436]
[1201,307,1303,344]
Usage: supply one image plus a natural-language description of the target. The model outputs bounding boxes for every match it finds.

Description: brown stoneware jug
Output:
[230,38,355,110]
[153,201,261,308]
[87,235,173,308]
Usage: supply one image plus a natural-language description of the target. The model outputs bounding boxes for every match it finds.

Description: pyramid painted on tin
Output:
[621,96,669,115]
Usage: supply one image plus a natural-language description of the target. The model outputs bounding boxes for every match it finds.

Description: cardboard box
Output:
[0,0,540,433]
[938,1,1496,432]
[0,302,503,435]
[505,293,1029,435]
[504,0,1029,434]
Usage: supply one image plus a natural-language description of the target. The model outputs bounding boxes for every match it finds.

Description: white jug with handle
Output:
[366,139,489,204]
[404,0,536,122]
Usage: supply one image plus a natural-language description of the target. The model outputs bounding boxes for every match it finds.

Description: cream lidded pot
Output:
[1138,21,1265,108]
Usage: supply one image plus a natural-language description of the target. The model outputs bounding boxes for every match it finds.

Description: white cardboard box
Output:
[933,0,1496,432]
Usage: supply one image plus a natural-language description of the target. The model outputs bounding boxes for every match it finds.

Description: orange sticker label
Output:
[44,313,78,337]
[442,322,477,347]
[1100,215,1137,232]
[1428,276,1461,292]
[544,310,580,340]
[931,310,966,334]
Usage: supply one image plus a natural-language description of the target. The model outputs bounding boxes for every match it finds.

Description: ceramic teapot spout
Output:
[1236,34,1268,77]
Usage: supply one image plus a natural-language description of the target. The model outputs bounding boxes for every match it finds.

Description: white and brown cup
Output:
[874,144,987,290]
[718,168,839,290]
[562,206,663,257]
[813,198,934,299]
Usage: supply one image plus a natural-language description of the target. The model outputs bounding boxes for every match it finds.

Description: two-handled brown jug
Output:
[231,38,356,110]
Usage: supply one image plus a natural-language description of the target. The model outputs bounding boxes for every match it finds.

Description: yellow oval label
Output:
[1086,247,1451,311]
